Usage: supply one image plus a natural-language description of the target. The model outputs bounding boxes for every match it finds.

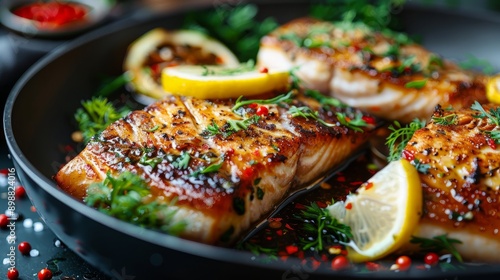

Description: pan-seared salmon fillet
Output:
[402,103,500,262]
[55,91,375,244]
[257,17,488,123]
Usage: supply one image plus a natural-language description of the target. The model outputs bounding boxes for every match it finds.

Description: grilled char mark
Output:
[403,105,500,247]
[257,17,487,123]
[56,93,373,244]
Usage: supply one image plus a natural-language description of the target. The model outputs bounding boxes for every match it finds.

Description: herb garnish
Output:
[190,157,224,177]
[84,172,186,235]
[459,54,496,75]
[471,101,500,126]
[296,201,352,251]
[411,159,430,174]
[183,3,278,62]
[232,91,295,112]
[432,113,458,126]
[202,116,260,138]
[139,148,163,169]
[404,79,427,89]
[74,96,130,143]
[172,151,191,170]
[335,112,367,132]
[386,119,426,162]
[410,234,463,263]
[288,106,337,128]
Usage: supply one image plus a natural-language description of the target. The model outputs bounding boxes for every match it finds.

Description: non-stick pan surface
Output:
[4,1,500,279]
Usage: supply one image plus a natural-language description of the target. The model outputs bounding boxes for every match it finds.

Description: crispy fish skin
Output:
[55,93,374,245]
[402,104,500,262]
[257,17,488,123]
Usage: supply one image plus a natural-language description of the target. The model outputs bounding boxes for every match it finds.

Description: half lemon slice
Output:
[329,159,422,263]
[161,64,290,99]
[486,74,500,104]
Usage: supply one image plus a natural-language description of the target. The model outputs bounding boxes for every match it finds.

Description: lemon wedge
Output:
[161,64,290,99]
[123,28,239,100]
[486,74,500,104]
[328,159,422,263]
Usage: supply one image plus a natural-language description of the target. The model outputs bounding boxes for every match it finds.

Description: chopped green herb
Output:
[232,91,295,112]
[84,172,186,235]
[237,242,278,261]
[201,115,260,138]
[296,201,352,251]
[432,113,458,125]
[74,96,130,143]
[139,150,163,169]
[410,234,463,263]
[147,125,160,132]
[95,72,131,98]
[411,159,430,174]
[288,106,336,127]
[386,119,426,162]
[256,187,264,200]
[335,112,367,132]
[404,79,427,89]
[190,157,224,177]
[172,151,191,170]
[183,3,278,61]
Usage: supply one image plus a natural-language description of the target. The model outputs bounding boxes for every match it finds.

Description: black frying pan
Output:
[4,1,500,279]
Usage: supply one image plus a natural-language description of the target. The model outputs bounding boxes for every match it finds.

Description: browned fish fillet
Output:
[55,92,375,244]
[257,17,488,123]
[402,103,500,262]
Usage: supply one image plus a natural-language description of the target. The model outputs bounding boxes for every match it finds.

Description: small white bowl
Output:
[0,0,113,38]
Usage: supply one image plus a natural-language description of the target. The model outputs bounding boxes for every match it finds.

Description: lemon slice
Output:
[161,64,290,99]
[329,159,422,263]
[123,28,239,100]
[486,74,500,104]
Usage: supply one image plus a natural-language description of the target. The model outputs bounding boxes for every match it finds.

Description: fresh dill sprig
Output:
[386,119,426,162]
[74,96,130,143]
[296,201,352,251]
[232,91,295,112]
[410,234,463,263]
[335,112,367,132]
[288,106,337,127]
[431,113,458,126]
[84,172,186,235]
[471,101,500,126]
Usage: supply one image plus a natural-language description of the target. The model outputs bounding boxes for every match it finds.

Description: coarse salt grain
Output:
[33,222,44,232]
[29,249,39,257]
[23,218,33,228]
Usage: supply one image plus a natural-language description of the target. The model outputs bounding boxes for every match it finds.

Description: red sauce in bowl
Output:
[12,1,88,27]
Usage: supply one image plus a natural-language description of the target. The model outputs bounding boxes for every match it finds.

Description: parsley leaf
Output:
[84,172,186,235]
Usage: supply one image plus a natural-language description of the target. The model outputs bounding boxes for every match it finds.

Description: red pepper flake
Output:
[345,202,353,210]
[362,115,376,125]
[294,203,306,210]
[285,245,299,255]
[302,258,321,271]
[225,148,235,157]
[241,166,255,181]
[486,137,497,149]
[285,223,294,231]
[349,181,364,186]
[280,255,289,262]
[364,182,374,190]
[248,103,258,109]
[275,229,283,236]
[336,175,346,182]
[297,250,305,260]
[316,201,327,208]
[256,106,269,116]
[266,236,272,241]
[402,150,415,161]
[259,67,269,74]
